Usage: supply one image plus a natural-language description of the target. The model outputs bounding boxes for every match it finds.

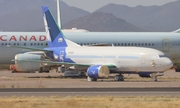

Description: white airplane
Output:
[9,6,173,82]
[0,0,180,73]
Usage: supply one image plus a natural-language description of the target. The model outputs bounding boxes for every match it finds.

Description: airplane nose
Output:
[164,58,173,69]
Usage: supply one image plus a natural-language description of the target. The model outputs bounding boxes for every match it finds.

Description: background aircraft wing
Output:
[7,45,52,52]
[14,59,117,69]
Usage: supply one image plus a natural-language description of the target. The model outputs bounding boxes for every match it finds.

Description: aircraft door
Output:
[141,55,146,64]
[162,39,170,52]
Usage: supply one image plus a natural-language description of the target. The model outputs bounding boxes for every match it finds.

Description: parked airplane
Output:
[9,6,173,82]
[0,0,180,73]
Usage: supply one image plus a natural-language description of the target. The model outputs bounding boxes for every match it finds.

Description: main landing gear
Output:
[87,76,97,82]
[114,74,124,81]
[87,74,125,82]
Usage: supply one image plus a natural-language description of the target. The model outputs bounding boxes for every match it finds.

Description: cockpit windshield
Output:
[159,55,167,58]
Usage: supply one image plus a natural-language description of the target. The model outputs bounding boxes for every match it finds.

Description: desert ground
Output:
[0,69,180,88]
[0,69,180,108]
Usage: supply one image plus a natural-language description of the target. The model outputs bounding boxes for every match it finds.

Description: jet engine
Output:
[14,54,48,72]
[87,65,110,80]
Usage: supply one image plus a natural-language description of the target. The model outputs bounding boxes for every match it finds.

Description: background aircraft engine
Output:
[87,65,110,79]
[14,54,43,72]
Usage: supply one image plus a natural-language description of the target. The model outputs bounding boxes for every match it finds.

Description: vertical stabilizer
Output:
[42,6,67,47]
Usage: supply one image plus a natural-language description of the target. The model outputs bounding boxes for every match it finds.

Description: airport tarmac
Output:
[0,88,180,96]
[0,70,180,96]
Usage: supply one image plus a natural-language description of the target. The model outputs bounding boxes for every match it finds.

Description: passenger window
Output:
[121,43,123,46]
[41,43,43,46]
[152,43,154,46]
[142,43,144,46]
[135,43,137,46]
[131,43,134,46]
[17,43,19,46]
[24,43,26,46]
[2,43,4,46]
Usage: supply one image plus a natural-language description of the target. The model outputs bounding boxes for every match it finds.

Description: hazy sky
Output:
[62,0,177,12]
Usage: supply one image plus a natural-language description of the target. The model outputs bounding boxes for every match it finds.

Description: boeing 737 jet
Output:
[8,6,173,82]
[0,0,180,73]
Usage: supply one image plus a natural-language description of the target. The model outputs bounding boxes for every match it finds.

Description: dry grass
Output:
[0,96,180,108]
[0,64,9,70]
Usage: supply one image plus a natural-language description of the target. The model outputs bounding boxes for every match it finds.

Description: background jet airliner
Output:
[10,6,173,82]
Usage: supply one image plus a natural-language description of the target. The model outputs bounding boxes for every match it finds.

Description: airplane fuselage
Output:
[49,46,172,73]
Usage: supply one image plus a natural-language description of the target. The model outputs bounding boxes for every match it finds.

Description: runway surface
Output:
[0,87,180,96]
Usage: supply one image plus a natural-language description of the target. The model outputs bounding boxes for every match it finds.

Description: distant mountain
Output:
[63,12,144,32]
[96,0,180,31]
[0,0,89,31]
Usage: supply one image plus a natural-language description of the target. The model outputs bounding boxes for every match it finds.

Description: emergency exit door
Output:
[162,39,170,52]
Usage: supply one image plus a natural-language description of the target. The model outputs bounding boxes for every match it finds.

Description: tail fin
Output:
[42,6,67,47]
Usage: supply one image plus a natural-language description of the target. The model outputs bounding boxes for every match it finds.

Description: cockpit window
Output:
[159,55,167,58]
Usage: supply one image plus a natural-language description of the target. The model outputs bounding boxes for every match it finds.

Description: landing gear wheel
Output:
[152,76,158,82]
[87,76,97,82]
[11,71,16,73]
[114,75,124,81]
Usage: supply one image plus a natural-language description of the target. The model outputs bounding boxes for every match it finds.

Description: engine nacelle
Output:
[87,65,110,79]
[15,54,44,72]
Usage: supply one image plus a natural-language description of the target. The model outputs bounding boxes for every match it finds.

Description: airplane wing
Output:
[14,59,117,69]
[7,45,52,52]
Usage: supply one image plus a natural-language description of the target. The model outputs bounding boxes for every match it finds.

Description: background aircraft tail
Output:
[57,0,61,29]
